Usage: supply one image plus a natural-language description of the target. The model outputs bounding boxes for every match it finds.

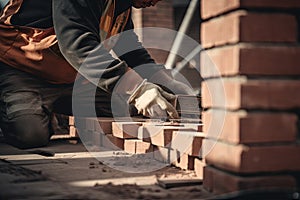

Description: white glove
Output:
[128,80,179,119]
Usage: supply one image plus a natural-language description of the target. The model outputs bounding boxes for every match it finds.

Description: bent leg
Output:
[1,115,50,149]
[0,89,52,149]
[0,64,63,149]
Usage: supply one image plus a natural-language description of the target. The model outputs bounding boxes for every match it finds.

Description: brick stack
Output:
[74,117,118,149]
[71,117,205,178]
[68,116,78,138]
[201,0,300,194]
[112,121,204,177]
[50,115,78,139]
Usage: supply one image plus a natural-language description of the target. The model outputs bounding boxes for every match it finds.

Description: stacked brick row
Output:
[50,115,78,139]
[200,0,300,194]
[120,122,203,175]
[68,116,78,138]
[72,117,205,178]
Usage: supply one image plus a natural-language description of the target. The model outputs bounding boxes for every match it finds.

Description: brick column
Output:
[201,0,300,194]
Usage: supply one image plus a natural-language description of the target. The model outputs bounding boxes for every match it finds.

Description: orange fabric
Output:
[100,0,131,50]
[0,0,131,84]
[0,0,77,84]
[0,24,78,84]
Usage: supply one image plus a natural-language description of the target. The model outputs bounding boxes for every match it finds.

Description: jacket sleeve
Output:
[52,0,127,92]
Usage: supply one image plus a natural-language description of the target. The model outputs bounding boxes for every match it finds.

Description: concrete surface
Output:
[0,139,211,199]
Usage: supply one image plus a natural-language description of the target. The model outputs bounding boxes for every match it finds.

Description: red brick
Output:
[203,166,297,194]
[69,116,75,126]
[95,118,114,134]
[202,0,240,20]
[202,11,297,48]
[69,126,79,137]
[201,45,300,78]
[124,140,136,154]
[202,0,300,19]
[171,131,205,157]
[51,132,76,140]
[203,110,297,144]
[78,129,95,146]
[173,95,202,116]
[112,122,142,139]
[182,124,203,132]
[124,139,153,154]
[139,0,174,63]
[102,134,124,150]
[73,117,96,131]
[153,146,185,165]
[74,117,87,130]
[142,0,173,29]
[85,118,96,131]
[147,49,170,64]
[242,0,300,9]
[189,136,203,157]
[135,140,153,154]
[173,153,195,170]
[202,79,300,110]
[142,125,196,147]
[203,139,300,173]
[194,158,206,179]
[153,146,171,164]
[91,131,101,147]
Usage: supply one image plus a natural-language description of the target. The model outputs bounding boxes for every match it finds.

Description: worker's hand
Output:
[128,80,179,119]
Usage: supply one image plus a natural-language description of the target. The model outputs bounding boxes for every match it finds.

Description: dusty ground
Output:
[0,139,212,200]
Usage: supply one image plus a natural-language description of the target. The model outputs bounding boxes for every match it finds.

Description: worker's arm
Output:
[113,18,194,95]
[112,18,165,79]
[52,0,128,92]
[52,0,179,118]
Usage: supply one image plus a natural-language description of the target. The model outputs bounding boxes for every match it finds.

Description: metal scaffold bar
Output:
[165,0,199,69]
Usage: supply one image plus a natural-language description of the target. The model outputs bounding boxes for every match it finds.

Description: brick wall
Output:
[173,2,202,92]
[201,0,300,194]
[132,0,174,64]
[132,1,203,92]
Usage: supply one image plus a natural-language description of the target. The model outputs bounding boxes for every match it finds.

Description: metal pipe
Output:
[165,0,199,69]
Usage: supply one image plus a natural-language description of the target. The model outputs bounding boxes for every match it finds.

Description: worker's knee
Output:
[13,128,49,149]
[2,115,50,149]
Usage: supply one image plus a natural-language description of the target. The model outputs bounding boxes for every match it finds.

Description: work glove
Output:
[128,80,179,119]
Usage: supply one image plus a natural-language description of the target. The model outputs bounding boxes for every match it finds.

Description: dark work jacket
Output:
[0,0,163,92]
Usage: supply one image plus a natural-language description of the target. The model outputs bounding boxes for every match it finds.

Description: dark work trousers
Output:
[0,63,117,149]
